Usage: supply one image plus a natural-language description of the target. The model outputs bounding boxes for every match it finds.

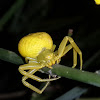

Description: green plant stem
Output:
[1,48,100,88]
[54,51,100,100]
[49,64,100,87]
[0,48,24,65]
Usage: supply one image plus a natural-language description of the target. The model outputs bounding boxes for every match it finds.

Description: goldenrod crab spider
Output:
[18,32,83,94]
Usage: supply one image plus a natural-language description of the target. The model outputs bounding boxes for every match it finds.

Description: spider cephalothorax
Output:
[37,49,61,66]
[18,32,83,94]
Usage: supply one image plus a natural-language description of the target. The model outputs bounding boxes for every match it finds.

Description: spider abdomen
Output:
[18,32,53,58]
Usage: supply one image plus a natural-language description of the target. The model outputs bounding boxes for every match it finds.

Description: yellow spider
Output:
[18,32,83,94]
[94,0,100,5]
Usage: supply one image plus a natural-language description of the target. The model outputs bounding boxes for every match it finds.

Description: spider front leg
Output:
[22,69,50,94]
[18,63,60,94]
[58,36,83,70]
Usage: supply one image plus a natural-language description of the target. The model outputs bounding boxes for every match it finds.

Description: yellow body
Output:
[94,0,100,5]
[18,32,53,58]
[18,32,83,94]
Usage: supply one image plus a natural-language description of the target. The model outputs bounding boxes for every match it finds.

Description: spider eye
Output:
[46,53,53,60]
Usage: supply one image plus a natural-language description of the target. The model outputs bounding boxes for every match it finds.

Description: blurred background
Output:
[0,0,100,100]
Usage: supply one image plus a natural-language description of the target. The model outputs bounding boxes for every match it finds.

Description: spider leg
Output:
[58,36,82,70]
[54,44,72,64]
[58,36,69,57]
[59,44,78,68]
[62,44,72,56]
[52,44,56,51]
[72,49,77,68]
[25,57,37,63]
[22,69,50,94]
[66,36,82,70]
[19,63,60,93]
[19,63,60,82]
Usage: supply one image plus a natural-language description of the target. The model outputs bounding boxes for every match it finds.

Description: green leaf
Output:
[0,48,24,65]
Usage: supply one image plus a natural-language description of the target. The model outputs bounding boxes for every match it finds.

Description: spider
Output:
[18,32,82,94]
[94,0,100,5]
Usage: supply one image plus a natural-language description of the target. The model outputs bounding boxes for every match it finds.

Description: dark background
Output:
[0,0,100,100]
